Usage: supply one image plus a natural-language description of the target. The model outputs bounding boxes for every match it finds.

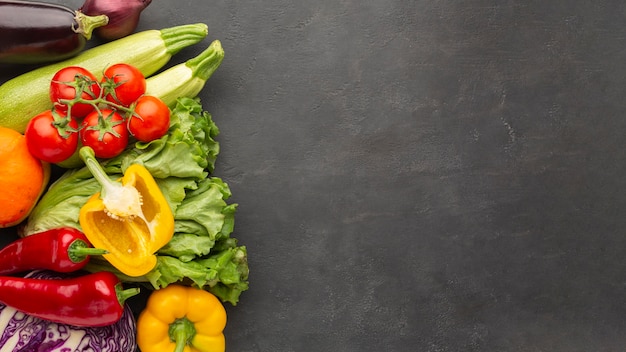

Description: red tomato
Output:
[102,63,146,107]
[50,66,101,118]
[24,110,79,164]
[128,95,171,142]
[80,109,129,159]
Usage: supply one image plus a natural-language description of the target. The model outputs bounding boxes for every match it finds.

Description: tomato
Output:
[102,63,146,107]
[80,109,129,159]
[128,95,171,142]
[24,110,79,164]
[50,66,101,118]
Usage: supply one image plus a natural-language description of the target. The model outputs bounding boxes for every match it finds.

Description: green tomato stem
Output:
[55,70,138,122]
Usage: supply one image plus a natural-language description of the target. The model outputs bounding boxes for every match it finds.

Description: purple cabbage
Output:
[0,271,136,352]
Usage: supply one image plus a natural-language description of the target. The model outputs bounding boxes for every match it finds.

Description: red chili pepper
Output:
[0,271,139,327]
[0,227,106,275]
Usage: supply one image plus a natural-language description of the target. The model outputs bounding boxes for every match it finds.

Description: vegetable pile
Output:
[23,95,249,305]
[0,8,249,352]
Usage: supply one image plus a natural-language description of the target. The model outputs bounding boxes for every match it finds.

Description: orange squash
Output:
[0,127,50,228]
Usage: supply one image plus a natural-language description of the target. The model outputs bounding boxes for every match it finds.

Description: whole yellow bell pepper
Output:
[78,146,174,277]
[137,285,227,352]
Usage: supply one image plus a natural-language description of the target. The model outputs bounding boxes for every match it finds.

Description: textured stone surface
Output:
[2,1,626,351]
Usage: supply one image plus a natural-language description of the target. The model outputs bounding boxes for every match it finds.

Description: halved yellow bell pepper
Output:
[78,146,174,277]
[137,284,227,352]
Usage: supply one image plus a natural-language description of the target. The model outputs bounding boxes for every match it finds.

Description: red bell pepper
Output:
[0,271,139,327]
[0,227,106,274]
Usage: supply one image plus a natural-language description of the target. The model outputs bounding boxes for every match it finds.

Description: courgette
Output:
[0,23,208,133]
[146,39,225,107]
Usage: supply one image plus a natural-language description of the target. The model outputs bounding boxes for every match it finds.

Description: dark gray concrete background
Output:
[1,1,625,351]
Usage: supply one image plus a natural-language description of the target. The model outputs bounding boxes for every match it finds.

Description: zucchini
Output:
[0,23,208,133]
[146,39,225,107]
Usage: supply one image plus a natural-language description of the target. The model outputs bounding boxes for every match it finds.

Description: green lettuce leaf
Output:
[174,177,236,240]
[146,245,249,306]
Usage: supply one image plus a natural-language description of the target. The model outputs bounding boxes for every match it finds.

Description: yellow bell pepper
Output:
[78,146,174,277]
[137,285,227,352]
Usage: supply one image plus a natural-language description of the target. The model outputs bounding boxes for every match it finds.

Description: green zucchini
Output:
[0,23,208,133]
[146,39,225,107]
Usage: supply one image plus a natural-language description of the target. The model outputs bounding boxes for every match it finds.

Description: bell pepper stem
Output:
[79,146,120,198]
[79,146,146,221]
[68,239,108,263]
[169,317,196,352]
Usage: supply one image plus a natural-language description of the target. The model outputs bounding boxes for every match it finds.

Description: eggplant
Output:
[0,0,109,64]
[0,271,137,352]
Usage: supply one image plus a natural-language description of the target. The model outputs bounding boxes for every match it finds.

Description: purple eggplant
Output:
[0,0,109,64]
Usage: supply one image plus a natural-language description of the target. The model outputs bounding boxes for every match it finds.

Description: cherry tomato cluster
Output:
[24,63,171,163]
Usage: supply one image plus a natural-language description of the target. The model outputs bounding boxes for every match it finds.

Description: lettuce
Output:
[23,97,248,305]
